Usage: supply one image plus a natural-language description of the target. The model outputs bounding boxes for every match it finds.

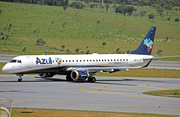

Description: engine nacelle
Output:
[39,73,55,77]
[70,70,89,81]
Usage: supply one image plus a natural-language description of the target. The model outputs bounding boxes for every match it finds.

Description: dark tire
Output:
[91,77,96,82]
[88,77,96,83]
[66,74,73,81]
[18,79,22,82]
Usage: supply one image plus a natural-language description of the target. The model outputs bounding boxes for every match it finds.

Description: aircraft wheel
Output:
[18,78,22,82]
[88,77,96,83]
[91,77,96,82]
[66,74,73,81]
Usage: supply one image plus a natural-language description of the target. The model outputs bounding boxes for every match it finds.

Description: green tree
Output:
[105,3,110,13]
[175,18,179,22]
[85,49,90,54]
[112,4,117,12]
[116,48,120,53]
[148,14,155,20]
[63,5,68,12]
[127,50,130,54]
[156,8,164,19]
[22,46,27,52]
[75,48,79,53]
[140,10,146,17]
[102,42,106,46]
[36,38,46,45]
[171,6,180,12]
[90,4,95,11]
[116,5,136,16]
[157,49,163,55]
[61,45,65,50]
[66,49,70,53]
[116,48,122,54]
[101,6,104,12]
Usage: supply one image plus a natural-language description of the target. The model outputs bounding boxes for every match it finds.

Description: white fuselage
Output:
[2,53,153,74]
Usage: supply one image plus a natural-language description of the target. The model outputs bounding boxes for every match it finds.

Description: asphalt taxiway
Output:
[0,75,180,115]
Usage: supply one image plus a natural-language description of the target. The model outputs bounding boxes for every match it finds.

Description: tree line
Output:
[0,0,69,6]
[1,0,180,9]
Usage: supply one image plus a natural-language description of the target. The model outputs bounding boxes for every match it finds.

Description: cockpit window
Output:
[9,60,22,63]
[17,60,22,63]
[9,60,17,63]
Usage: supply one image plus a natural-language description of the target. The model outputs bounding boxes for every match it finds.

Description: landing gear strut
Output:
[17,74,23,82]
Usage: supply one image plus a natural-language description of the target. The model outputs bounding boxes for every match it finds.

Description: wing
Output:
[153,55,179,60]
[66,66,141,73]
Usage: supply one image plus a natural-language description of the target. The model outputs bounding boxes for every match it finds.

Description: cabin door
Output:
[26,56,33,68]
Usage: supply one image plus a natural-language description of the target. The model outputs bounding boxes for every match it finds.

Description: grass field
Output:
[143,89,180,98]
[0,2,180,57]
[12,108,178,117]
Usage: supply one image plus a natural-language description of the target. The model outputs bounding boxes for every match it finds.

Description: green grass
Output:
[12,108,178,117]
[0,2,180,58]
[96,69,180,78]
[143,89,180,98]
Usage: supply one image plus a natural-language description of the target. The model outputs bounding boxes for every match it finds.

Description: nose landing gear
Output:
[16,74,23,82]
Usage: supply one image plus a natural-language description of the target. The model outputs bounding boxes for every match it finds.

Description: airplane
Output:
[2,26,156,82]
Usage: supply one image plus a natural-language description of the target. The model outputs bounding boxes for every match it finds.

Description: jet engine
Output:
[39,73,55,77]
[70,70,89,81]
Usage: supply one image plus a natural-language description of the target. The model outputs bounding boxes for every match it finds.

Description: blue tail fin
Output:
[130,27,156,55]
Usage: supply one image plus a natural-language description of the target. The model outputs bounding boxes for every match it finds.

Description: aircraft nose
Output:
[2,64,10,73]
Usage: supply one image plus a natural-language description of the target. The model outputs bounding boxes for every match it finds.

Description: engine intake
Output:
[70,70,89,81]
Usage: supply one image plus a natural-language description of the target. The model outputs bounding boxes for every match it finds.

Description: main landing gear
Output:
[65,73,96,82]
[17,74,23,82]
[88,77,96,83]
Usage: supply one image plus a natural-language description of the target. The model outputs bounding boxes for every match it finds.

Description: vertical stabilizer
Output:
[130,27,156,55]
